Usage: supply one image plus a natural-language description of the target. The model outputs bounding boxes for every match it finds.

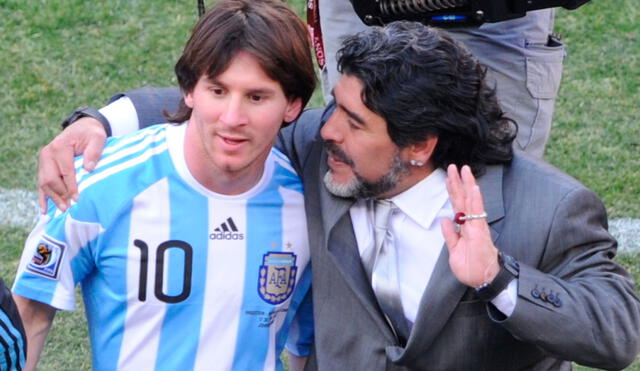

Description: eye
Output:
[347,120,361,130]
[249,94,263,102]
[208,86,224,96]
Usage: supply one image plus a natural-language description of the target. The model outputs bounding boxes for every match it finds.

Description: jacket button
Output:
[531,289,540,299]
[539,290,547,301]
[547,293,556,303]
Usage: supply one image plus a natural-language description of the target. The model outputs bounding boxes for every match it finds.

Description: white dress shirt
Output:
[100,96,139,137]
[350,168,517,323]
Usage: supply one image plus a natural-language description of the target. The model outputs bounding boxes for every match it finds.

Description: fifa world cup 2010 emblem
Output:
[258,252,297,304]
[26,235,66,280]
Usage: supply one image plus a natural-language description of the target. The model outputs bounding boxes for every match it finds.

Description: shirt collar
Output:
[389,168,450,229]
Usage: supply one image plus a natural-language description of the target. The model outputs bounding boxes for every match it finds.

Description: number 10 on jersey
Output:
[134,239,193,303]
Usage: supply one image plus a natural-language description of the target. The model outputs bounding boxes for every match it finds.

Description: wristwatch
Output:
[61,106,112,137]
[475,251,519,301]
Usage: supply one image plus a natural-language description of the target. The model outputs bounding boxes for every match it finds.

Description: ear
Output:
[408,135,439,165]
[184,90,195,109]
[283,98,303,123]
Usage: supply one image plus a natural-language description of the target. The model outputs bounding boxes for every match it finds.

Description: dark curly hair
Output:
[336,21,516,175]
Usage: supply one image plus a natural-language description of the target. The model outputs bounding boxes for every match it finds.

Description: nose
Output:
[320,110,343,143]
[219,95,248,127]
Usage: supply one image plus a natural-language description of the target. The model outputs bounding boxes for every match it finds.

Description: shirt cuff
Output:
[99,96,139,137]
[490,278,518,317]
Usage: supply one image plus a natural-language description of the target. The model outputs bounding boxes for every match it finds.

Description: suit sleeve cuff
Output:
[99,96,139,137]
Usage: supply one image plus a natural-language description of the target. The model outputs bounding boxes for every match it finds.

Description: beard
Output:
[323,141,410,199]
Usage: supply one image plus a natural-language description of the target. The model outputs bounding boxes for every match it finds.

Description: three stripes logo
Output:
[209,217,245,240]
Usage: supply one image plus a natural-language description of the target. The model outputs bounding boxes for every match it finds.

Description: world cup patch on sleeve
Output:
[258,252,297,304]
[26,235,66,280]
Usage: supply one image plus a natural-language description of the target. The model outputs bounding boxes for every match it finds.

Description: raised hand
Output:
[441,164,499,288]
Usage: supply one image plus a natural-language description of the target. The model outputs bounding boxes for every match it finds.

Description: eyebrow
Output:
[207,77,276,96]
[340,104,366,125]
[331,90,366,125]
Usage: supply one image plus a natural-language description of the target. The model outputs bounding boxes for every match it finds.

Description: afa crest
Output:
[27,236,66,280]
[258,252,297,305]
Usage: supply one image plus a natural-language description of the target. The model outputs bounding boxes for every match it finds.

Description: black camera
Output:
[350,0,591,27]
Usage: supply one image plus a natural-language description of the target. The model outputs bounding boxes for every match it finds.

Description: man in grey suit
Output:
[39,22,639,370]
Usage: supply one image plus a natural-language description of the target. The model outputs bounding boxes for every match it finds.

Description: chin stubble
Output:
[323,150,409,199]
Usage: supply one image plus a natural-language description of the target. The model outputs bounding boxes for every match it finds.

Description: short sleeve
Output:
[13,207,100,311]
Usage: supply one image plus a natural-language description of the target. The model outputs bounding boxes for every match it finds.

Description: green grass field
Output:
[1,0,638,369]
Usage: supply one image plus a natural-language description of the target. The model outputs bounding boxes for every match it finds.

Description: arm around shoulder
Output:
[40,86,180,212]
[109,86,182,130]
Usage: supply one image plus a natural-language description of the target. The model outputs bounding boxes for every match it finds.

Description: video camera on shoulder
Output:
[350,0,591,27]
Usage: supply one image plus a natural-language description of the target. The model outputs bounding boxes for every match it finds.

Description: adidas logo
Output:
[209,217,244,240]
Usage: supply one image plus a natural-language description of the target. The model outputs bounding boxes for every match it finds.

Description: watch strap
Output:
[475,252,519,302]
[61,106,112,137]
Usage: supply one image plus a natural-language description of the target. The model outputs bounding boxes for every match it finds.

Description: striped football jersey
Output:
[1,278,25,371]
[14,123,312,371]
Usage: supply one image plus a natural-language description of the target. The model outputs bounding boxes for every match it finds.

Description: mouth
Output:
[324,142,354,168]
[218,134,248,146]
[327,153,345,168]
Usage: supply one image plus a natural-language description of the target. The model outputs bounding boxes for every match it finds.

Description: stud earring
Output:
[410,160,424,167]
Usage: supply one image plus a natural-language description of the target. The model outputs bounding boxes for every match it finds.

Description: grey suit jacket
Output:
[120,88,640,370]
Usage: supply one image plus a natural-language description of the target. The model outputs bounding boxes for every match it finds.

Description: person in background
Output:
[312,0,564,158]
[0,278,26,371]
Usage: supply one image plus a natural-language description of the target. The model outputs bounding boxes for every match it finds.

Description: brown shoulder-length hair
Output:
[167,0,316,124]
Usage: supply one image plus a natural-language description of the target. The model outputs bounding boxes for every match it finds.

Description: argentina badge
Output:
[258,252,297,304]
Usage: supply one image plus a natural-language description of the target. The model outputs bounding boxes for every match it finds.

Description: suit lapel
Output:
[392,245,466,362]
[318,153,396,338]
[396,164,506,362]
